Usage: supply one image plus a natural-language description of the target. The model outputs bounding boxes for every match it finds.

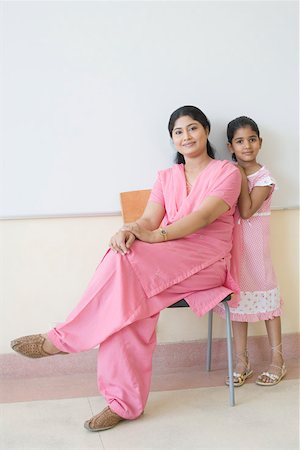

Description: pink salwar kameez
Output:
[48,160,241,419]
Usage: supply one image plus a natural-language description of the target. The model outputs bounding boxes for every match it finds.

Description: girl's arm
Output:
[123,196,229,243]
[238,168,272,219]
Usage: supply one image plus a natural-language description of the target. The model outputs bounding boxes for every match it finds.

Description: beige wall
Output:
[1,210,299,354]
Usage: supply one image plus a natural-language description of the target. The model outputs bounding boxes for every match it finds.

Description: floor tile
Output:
[0,397,104,450]
[1,380,298,450]
[90,379,299,450]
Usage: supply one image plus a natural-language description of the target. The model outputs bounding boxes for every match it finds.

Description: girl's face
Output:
[172,115,209,159]
[228,126,262,163]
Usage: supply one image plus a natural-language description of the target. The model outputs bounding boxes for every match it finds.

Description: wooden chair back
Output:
[120,189,151,223]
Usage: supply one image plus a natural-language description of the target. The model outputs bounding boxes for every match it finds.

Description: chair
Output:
[120,189,235,406]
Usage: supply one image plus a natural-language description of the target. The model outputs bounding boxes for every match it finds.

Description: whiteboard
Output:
[1,1,298,218]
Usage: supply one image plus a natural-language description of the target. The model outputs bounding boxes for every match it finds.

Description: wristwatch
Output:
[159,227,168,241]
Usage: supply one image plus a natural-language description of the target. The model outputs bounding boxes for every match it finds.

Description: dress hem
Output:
[213,304,282,322]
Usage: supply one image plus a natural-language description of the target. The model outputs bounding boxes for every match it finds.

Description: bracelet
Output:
[159,227,168,241]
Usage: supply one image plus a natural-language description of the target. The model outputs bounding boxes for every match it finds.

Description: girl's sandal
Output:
[256,363,287,386]
[256,343,287,386]
[11,334,67,359]
[225,349,253,387]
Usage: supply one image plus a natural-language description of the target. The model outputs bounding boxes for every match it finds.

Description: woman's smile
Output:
[172,115,209,159]
[183,141,196,147]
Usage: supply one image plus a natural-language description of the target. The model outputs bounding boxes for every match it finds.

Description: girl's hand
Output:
[109,230,136,255]
[121,222,158,243]
[237,165,247,181]
[237,164,245,174]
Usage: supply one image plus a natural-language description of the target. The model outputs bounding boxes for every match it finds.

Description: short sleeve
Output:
[253,168,278,191]
[208,163,241,208]
[255,177,274,186]
[149,174,165,205]
[254,177,277,191]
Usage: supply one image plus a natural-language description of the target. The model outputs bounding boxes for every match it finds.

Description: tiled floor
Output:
[1,379,299,450]
[1,344,299,450]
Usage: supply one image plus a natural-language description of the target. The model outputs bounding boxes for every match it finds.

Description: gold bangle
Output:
[159,227,168,241]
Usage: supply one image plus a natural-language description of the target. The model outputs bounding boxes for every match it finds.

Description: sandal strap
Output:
[233,367,252,380]
[269,362,284,371]
[259,371,280,382]
[234,349,250,373]
[271,343,283,357]
[258,362,286,382]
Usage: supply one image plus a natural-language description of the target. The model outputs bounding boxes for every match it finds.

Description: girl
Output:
[215,116,286,387]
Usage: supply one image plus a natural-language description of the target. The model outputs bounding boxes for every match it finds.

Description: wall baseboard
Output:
[1,333,299,379]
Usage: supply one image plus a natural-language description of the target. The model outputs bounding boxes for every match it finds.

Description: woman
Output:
[11,106,241,432]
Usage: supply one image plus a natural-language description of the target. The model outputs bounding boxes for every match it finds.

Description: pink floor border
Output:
[1,333,299,379]
[1,333,299,403]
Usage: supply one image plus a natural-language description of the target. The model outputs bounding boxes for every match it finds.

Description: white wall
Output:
[1,1,298,218]
[1,1,298,354]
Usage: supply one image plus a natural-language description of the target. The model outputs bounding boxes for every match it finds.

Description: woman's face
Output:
[172,115,209,159]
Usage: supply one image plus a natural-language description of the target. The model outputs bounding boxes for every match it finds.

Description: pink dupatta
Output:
[127,160,241,309]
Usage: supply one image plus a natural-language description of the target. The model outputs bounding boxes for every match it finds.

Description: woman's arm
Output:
[129,201,166,231]
[109,201,165,255]
[238,168,272,219]
[123,196,229,243]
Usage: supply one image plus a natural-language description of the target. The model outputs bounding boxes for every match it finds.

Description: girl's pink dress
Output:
[214,166,282,322]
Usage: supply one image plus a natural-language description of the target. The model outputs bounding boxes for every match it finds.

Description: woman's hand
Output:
[109,230,136,255]
[121,222,159,243]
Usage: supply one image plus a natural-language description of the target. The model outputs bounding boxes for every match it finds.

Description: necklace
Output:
[185,174,193,194]
[184,159,211,193]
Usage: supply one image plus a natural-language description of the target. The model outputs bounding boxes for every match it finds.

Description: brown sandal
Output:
[10,334,67,358]
[84,407,125,432]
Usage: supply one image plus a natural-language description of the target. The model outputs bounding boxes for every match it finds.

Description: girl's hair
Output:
[227,116,260,162]
[168,105,215,164]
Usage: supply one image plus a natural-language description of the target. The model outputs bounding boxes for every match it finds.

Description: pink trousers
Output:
[48,249,227,419]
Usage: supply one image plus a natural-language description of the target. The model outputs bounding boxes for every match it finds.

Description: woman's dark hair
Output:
[227,116,260,162]
[168,105,215,164]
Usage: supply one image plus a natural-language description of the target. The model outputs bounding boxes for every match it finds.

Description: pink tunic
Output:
[48,159,241,419]
[127,160,242,315]
[214,165,282,322]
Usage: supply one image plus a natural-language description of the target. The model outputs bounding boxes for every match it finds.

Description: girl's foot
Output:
[10,333,67,358]
[226,349,253,387]
[256,343,287,386]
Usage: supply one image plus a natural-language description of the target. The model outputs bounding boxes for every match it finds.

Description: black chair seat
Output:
[168,294,232,308]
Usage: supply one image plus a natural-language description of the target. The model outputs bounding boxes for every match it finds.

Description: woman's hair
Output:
[227,116,260,162]
[168,105,215,164]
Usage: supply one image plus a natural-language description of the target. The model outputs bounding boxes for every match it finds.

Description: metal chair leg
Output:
[224,301,235,406]
[206,309,213,371]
